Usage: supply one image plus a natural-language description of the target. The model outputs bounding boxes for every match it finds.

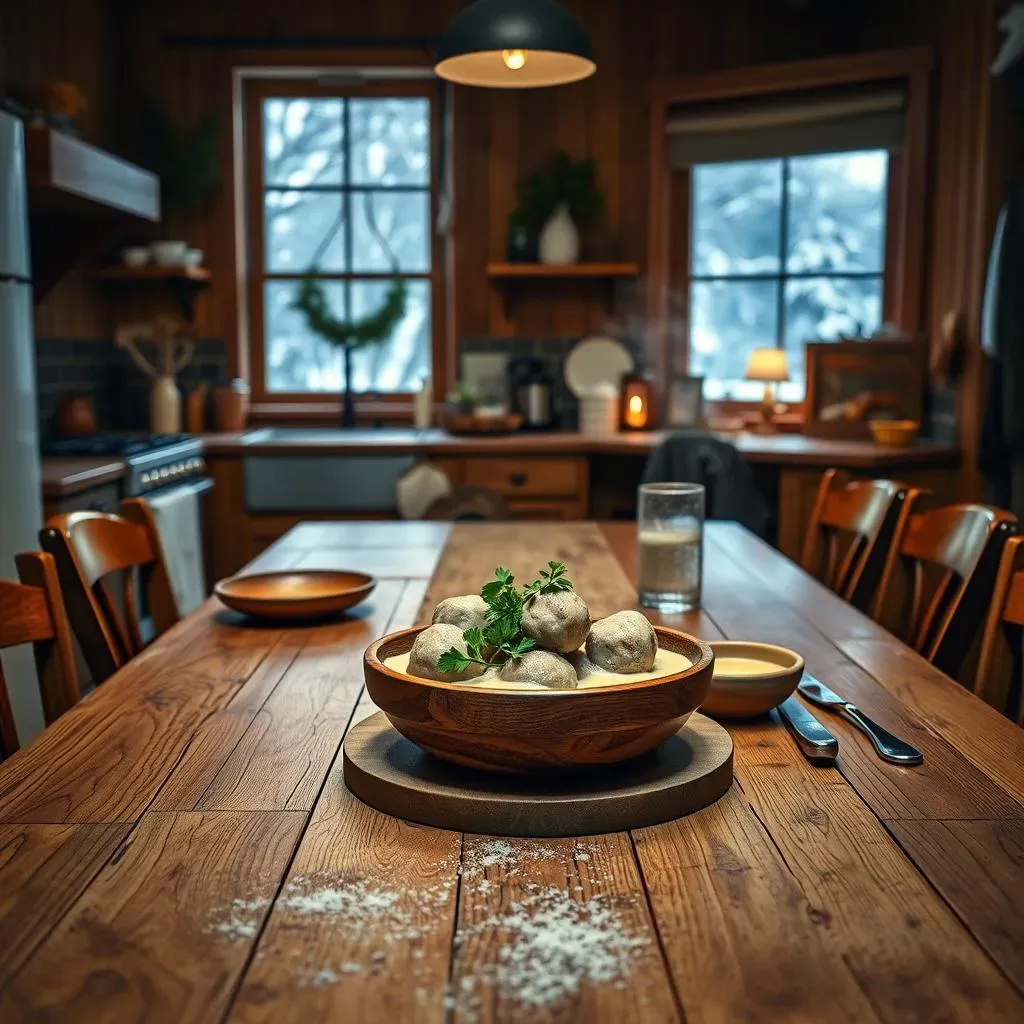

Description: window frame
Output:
[684,150,893,400]
[646,49,932,409]
[241,75,444,411]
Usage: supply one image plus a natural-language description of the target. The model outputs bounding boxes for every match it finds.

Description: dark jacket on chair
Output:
[642,430,770,537]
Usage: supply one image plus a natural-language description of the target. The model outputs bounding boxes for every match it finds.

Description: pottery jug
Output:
[151,375,182,433]
[538,203,579,265]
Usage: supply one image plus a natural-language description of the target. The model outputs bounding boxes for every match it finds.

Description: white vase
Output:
[538,203,579,265]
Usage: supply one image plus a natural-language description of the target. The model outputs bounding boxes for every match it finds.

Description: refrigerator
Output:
[0,110,46,743]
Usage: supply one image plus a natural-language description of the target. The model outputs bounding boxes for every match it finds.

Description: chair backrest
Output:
[975,535,1024,725]
[800,469,918,605]
[40,507,179,684]
[0,552,80,759]
[874,503,1017,667]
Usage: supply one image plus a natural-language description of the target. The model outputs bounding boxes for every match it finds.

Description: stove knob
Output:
[140,471,152,486]
[159,467,170,481]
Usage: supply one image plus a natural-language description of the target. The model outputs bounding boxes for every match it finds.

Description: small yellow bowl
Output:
[701,641,804,720]
[869,419,919,447]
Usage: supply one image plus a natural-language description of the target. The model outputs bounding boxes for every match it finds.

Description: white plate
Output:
[564,336,634,398]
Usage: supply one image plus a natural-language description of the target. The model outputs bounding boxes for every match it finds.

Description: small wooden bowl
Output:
[444,412,523,435]
[215,570,376,621]
[364,625,715,773]
[869,419,919,447]
[701,642,804,719]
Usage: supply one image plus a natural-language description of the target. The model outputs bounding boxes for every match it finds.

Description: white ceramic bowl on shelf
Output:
[182,247,204,268]
[121,246,150,268]
[150,240,188,266]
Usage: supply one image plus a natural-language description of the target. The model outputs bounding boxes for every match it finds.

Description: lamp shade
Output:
[434,0,596,89]
[745,347,790,382]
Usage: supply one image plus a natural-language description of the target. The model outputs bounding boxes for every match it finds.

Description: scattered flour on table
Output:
[206,896,271,941]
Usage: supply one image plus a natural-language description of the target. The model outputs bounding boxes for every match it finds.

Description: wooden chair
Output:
[873,503,1017,676]
[800,469,920,610]
[975,535,1024,725]
[0,552,80,759]
[40,503,180,684]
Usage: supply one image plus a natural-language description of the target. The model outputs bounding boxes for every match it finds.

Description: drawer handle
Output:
[509,472,528,487]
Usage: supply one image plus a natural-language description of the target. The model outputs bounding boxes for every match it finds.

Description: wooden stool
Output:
[874,503,1017,678]
[800,469,920,611]
[0,552,80,759]
[40,505,180,684]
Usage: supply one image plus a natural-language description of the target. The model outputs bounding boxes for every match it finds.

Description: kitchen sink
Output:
[241,427,437,445]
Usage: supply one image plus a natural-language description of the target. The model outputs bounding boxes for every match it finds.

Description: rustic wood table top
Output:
[1,520,1022,1022]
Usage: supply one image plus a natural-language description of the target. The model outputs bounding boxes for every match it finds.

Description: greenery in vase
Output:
[512,151,604,233]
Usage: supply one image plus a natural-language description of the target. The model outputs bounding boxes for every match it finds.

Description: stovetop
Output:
[41,434,195,458]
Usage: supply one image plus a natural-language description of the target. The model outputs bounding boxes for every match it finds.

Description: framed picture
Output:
[804,339,926,438]
[664,375,705,429]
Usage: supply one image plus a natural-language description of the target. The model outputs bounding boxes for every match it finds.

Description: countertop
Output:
[202,427,960,468]
[39,429,960,499]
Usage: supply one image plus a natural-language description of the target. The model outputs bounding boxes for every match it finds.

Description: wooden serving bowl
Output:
[363,625,714,773]
[215,570,376,620]
[868,419,919,447]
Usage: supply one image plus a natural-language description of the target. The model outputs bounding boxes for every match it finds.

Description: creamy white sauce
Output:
[384,646,692,691]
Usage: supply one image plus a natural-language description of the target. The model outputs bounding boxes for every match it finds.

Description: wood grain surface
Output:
[0,520,1021,1022]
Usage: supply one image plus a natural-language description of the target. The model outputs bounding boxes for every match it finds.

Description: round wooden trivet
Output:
[343,711,733,837]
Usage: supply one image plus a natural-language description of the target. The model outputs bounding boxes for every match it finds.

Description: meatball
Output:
[521,590,591,654]
[432,594,488,632]
[499,649,577,690]
[585,611,657,673]
[407,623,485,683]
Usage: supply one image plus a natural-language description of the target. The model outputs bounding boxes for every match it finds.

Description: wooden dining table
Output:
[1,520,1022,1022]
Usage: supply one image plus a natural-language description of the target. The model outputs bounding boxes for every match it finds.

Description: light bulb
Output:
[502,49,527,71]
[629,395,644,413]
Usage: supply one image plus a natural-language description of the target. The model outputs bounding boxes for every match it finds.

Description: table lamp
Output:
[745,347,789,434]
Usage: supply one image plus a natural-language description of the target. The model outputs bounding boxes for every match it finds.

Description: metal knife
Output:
[798,676,924,766]
[775,696,839,764]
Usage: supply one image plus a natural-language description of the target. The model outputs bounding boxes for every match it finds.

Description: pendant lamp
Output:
[434,0,596,89]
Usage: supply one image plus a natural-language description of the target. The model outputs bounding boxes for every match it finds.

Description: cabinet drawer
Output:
[462,457,585,498]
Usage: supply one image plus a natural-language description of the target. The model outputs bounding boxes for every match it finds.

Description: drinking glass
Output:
[637,482,705,612]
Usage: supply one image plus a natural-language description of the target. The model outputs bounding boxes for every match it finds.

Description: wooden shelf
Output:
[89,265,211,320]
[90,265,211,283]
[486,262,639,319]
[486,262,640,278]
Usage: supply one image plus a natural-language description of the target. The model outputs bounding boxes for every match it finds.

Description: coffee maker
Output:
[509,356,558,430]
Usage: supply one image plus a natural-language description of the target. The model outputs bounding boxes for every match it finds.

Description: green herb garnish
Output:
[436,562,572,674]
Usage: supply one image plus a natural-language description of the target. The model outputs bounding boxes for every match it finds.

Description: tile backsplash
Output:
[36,338,228,437]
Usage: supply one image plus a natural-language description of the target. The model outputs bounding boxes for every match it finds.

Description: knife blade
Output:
[775,696,839,764]
[797,676,924,766]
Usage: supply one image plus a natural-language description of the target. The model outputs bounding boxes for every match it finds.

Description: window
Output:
[246,81,437,398]
[688,150,889,401]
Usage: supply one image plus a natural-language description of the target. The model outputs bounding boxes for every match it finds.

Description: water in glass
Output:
[637,483,705,612]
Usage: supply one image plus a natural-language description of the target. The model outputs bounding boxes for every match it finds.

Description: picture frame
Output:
[664,374,705,429]
[803,339,926,438]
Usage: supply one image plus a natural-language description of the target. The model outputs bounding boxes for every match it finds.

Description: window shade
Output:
[666,84,906,167]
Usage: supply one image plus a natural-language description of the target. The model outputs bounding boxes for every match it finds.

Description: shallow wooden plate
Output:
[214,570,376,620]
[701,641,804,719]
[363,624,715,774]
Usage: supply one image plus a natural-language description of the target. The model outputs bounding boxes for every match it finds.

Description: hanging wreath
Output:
[290,192,408,353]
[291,273,407,350]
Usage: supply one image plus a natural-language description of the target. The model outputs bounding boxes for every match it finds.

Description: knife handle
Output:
[776,698,839,764]
[839,706,924,766]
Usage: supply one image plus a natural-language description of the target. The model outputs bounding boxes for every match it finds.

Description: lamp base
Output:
[752,382,778,434]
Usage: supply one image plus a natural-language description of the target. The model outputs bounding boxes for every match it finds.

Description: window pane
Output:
[350,98,430,185]
[264,279,430,393]
[263,99,343,187]
[787,151,888,273]
[691,160,783,276]
[264,280,346,393]
[689,279,780,388]
[352,191,430,272]
[264,191,346,272]
[783,275,883,384]
[348,279,431,392]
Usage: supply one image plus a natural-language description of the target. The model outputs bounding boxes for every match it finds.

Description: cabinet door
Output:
[462,457,585,498]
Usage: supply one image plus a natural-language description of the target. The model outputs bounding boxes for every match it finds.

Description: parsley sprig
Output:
[436,562,573,675]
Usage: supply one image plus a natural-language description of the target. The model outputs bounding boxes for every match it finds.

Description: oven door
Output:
[134,476,214,617]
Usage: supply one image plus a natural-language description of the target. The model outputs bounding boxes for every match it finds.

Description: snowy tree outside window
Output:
[260,95,432,393]
[689,150,888,401]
